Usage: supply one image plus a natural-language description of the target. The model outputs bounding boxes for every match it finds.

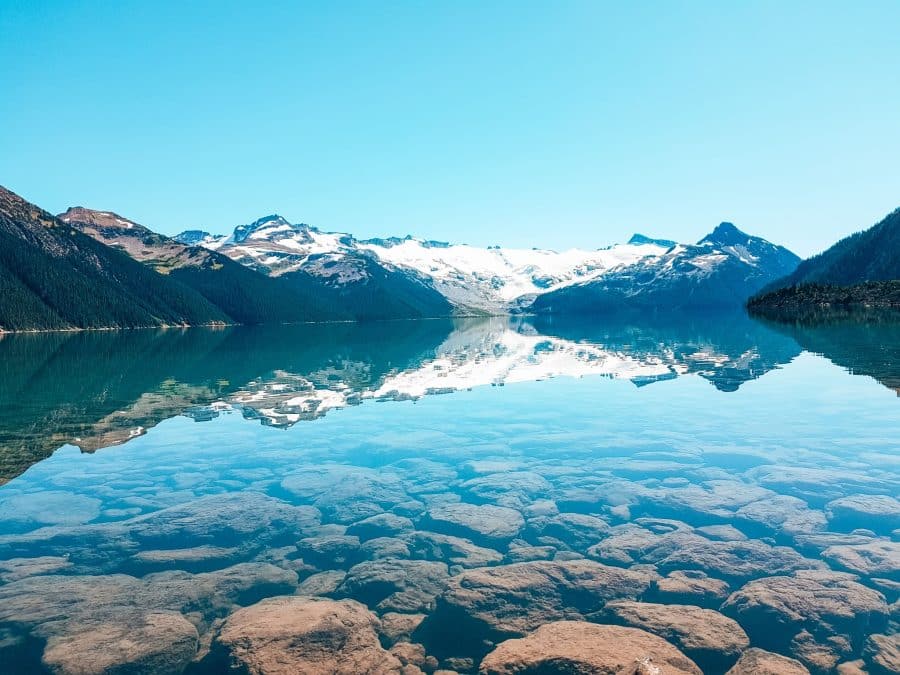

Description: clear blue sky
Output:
[2,1,898,256]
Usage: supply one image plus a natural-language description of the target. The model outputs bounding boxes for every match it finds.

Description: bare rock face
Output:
[418,559,657,660]
[213,596,403,674]
[40,610,199,675]
[721,570,890,656]
[725,647,810,674]
[421,503,525,546]
[478,621,701,674]
[599,600,749,672]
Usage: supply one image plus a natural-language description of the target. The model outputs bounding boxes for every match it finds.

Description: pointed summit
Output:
[232,214,310,244]
[699,222,751,247]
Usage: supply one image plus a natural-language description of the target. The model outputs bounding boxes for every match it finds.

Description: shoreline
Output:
[0,312,507,336]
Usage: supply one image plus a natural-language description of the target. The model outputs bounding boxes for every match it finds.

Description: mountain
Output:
[0,186,231,331]
[749,207,900,311]
[176,216,455,320]
[177,220,675,314]
[526,223,800,313]
[59,207,343,325]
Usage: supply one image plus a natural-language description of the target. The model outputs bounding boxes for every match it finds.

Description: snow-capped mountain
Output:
[176,218,682,313]
[529,223,801,312]
[177,217,799,313]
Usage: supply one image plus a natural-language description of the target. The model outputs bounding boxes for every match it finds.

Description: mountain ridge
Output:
[749,207,900,313]
[0,186,232,332]
[527,222,801,313]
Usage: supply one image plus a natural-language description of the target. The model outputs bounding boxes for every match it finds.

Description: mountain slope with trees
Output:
[0,187,230,331]
[60,207,345,325]
[750,208,900,313]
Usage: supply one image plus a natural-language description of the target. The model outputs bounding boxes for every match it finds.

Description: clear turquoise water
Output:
[0,313,897,673]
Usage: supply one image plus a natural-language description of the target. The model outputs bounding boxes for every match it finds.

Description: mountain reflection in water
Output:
[1,312,804,484]
[0,311,898,674]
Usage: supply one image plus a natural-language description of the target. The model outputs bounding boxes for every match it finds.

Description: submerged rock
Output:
[478,621,701,674]
[651,570,730,607]
[864,633,900,674]
[128,545,241,573]
[598,600,749,672]
[212,596,403,674]
[404,530,503,568]
[725,647,810,674]
[418,559,657,659]
[281,465,408,524]
[0,562,297,669]
[822,539,900,580]
[721,570,889,654]
[0,556,72,583]
[525,512,611,551]
[336,558,449,612]
[296,570,346,596]
[590,525,820,583]
[296,534,361,568]
[421,503,524,547]
[347,513,414,540]
[826,495,900,536]
[40,610,199,675]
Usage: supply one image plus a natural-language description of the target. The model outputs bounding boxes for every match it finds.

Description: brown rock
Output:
[422,503,524,546]
[41,611,199,675]
[419,559,657,660]
[822,539,900,579]
[864,633,900,675]
[652,570,730,607]
[336,558,449,612]
[599,600,749,671]
[479,621,701,674]
[721,570,889,653]
[725,647,810,674]
[214,596,402,674]
[380,613,427,645]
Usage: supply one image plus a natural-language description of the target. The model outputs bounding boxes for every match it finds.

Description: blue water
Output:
[0,314,897,673]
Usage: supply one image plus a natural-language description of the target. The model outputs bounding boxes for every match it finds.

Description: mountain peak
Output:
[232,214,311,244]
[58,207,142,231]
[699,222,751,247]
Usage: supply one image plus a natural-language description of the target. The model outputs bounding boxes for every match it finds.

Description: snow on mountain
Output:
[356,237,669,310]
[177,217,672,312]
[195,317,783,428]
[529,223,801,312]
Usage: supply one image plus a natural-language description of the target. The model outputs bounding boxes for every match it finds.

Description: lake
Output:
[0,311,898,674]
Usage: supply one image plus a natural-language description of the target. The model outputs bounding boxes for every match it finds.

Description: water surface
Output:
[0,312,897,673]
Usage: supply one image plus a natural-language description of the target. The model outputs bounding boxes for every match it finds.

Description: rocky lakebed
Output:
[0,444,898,673]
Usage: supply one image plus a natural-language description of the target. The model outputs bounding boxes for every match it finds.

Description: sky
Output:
[1,1,899,257]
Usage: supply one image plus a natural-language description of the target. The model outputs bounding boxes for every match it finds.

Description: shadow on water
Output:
[753,307,900,395]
